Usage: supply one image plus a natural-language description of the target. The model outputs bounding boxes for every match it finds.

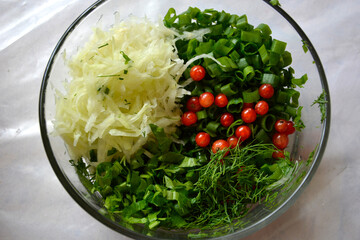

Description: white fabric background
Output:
[0,0,359,239]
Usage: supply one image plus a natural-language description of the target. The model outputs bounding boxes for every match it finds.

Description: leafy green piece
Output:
[311,89,327,123]
[149,124,171,153]
[293,106,306,131]
[302,40,309,53]
[120,50,132,64]
[270,0,281,6]
[291,74,308,88]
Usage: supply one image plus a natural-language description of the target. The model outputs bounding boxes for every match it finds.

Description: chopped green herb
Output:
[120,51,132,64]
[98,43,109,49]
[97,74,121,78]
[104,87,110,95]
[311,89,327,123]
[270,0,281,6]
[124,69,128,74]
[302,40,309,53]
[119,77,124,80]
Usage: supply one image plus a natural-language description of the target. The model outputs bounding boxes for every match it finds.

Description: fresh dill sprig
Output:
[312,89,327,123]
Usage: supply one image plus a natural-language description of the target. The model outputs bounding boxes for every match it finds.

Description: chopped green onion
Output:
[242,89,260,103]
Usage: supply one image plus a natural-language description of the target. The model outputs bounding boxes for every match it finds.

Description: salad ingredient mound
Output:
[54,17,188,160]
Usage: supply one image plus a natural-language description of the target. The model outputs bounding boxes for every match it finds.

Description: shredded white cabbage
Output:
[54,16,190,162]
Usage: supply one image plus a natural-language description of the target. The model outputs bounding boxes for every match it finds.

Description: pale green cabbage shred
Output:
[54,17,190,162]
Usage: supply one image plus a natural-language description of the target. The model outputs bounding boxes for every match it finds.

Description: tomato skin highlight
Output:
[259,84,274,99]
[227,136,239,148]
[220,113,234,127]
[285,121,296,135]
[274,119,288,133]
[272,133,289,150]
[195,132,211,147]
[181,111,197,126]
[214,94,228,108]
[235,125,251,142]
[190,65,206,81]
[241,108,257,123]
[186,97,202,112]
[255,100,269,115]
[212,140,229,156]
[199,92,214,108]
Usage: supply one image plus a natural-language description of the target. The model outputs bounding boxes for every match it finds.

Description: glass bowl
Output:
[39,0,330,239]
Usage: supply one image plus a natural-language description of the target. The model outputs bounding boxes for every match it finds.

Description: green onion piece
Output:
[282,51,292,67]
[206,63,223,78]
[276,90,290,104]
[273,104,285,112]
[226,119,244,137]
[186,39,199,59]
[258,44,269,64]
[261,73,279,87]
[163,8,177,27]
[255,129,271,143]
[242,89,260,103]
[214,39,235,57]
[217,56,238,72]
[191,84,203,96]
[249,54,262,69]
[291,74,308,88]
[207,105,218,119]
[214,83,222,93]
[254,70,263,80]
[255,23,272,39]
[196,110,207,120]
[221,83,238,96]
[235,70,244,82]
[236,14,248,29]
[210,24,223,36]
[204,121,220,137]
[195,40,214,55]
[261,114,276,132]
[287,89,300,107]
[241,42,258,56]
[285,105,297,117]
[271,39,287,55]
[228,14,239,25]
[241,31,262,44]
[178,14,191,27]
[237,57,249,70]
[229,50,241,62]
[227,97,243,113]
[224,26,236,37]
[243,66,255,81]
[218,10,231,23]
[269,52,280,66]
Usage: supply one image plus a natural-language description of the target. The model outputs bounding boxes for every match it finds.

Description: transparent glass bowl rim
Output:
[38,0,331,239]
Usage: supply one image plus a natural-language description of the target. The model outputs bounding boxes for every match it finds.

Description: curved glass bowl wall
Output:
[39,0,330,239]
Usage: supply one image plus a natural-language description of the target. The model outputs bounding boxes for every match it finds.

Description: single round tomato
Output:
[285,121,296,135]
[243,102,254,109]
[259,84,274,99]
[227,136,239,149]
[274,119,288,133]
[190,65,206,81]
[255,100,269,115]
[195,132,211,147]
[199,92,214,108]
[212,140,229,156]
[235,125,251,142]
[241,107,257,123]
[181,111,197,126]
[272,133,289,150]
[186,96,202,112]
[220,113,234,127]
[214,93,228,108]
[272,149,285,159]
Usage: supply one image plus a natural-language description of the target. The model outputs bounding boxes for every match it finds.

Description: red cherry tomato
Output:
[186,97,202,112]
[220,113,234,127]
[241,108,257,123]
[285,121,296,135]
[243,102,254,109]
[199,92,214,108]
[255,100,269,115]
[195,132,211,147]
[190,65,206,81]
[212,140,229,156]
[227,136,239,149]
[259,84,274,99]
[272,133,289,150]
[272,150,285,159]
[214,93,228,108]
[274,119,288,133]
[235,125,251,142]
[181,111,197,126]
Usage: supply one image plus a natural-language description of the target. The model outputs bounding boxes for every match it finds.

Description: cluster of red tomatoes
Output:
[180,65,295,159]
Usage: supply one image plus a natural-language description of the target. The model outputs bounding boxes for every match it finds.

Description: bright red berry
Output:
[272,133,289,150]
[241,108,257,123]
[227,136,239,149]
[259,84,274,99]
[195,132,211,147]
[190,65,206,81]
[274,119,288,133]
[255,100,269,115]
[186,96,202,112]
[212,140,229,156]
[181,111,197,126]
[199,92,214,108]
[272,150,285,159]
[235,125,251,142]
[285,121,296,135]
[214,93,228,108]
[220,113,234,127]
